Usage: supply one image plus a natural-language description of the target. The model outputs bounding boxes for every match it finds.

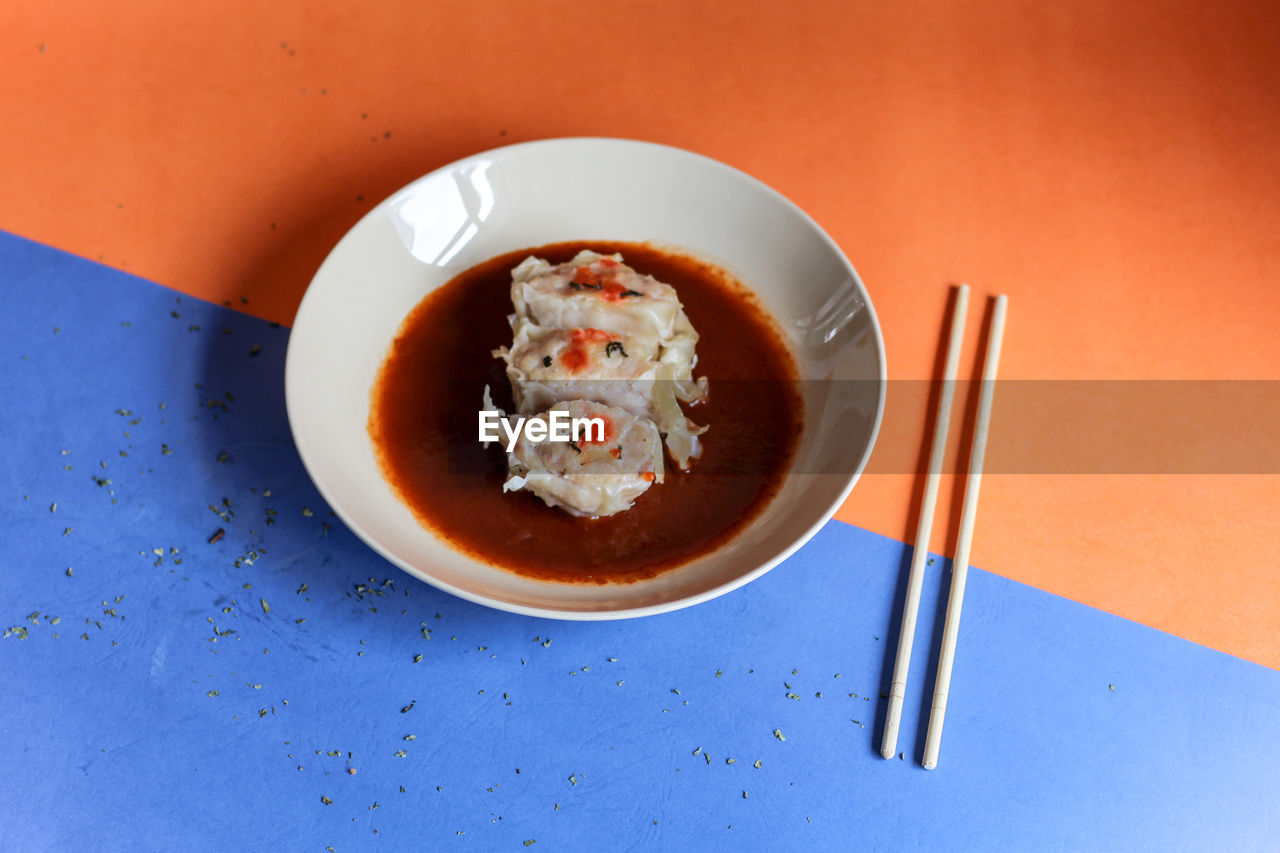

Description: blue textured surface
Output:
[2,230,1278,851]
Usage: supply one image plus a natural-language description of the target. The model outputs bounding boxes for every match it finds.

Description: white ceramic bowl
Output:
[285,138,885,619]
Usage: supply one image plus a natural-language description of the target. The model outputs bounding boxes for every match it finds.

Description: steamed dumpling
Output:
[492,322,706,470]
[499,399,665,518]
[509,250,707,405]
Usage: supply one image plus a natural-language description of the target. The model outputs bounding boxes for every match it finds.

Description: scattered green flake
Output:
[404,735,416,741]
[66,568,73,577]
[301,507,314,517]
[413,654,423,663]
[394,750,407,758]
[50,502,56,513]
[401,701,415,713]
[773,729,785,742]
[716,669,722,678]
[692,747,702,756]
[260,598,270,614]
[63,527,72,536]
[742,790,748,799]
[297,584,308,594]
[523,841,536,847]
[399,786,406,793]
[207,690,219,697]
[786,693,799,700]
[726,758,737,765]
[1109,684,1115,692]
[321,796,332,806]
[616,680,624,686]
[568,774,578,786]
[753,760,761,769]
[671,688,680,695]
[258,709,268,718]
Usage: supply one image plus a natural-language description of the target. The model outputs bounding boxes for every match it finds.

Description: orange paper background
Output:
[3,1,1278,665]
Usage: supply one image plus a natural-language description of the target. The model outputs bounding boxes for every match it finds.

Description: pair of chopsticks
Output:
[880,285,1008,769]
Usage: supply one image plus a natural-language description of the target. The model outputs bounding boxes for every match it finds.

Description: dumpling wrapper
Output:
[485,397,665,518]
[492,322,705,470]
[509,250,707,405]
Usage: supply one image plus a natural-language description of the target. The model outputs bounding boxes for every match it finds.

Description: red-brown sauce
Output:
[369,242,802,583]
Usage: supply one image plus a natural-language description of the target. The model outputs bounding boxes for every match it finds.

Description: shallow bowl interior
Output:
[285,138,885,619]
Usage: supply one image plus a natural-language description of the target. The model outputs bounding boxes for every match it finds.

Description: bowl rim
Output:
[284,136,887,620]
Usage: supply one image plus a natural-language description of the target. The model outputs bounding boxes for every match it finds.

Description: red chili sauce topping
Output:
[560,328,611,373]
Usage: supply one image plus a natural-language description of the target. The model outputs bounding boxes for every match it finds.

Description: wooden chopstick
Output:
[922,294,1008,770]
[880,284,970,760]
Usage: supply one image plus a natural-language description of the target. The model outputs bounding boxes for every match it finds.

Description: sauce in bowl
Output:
[369,242,802,583]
